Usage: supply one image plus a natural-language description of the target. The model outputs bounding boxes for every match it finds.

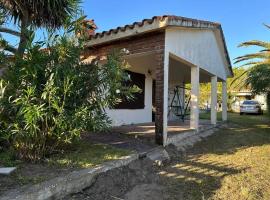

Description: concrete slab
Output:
[146,147,170,166]
[0,154,139,200]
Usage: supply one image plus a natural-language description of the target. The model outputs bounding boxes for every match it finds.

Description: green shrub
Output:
[0,34,137,161]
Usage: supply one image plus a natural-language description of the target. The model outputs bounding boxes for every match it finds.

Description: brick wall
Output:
[85,31,165,145]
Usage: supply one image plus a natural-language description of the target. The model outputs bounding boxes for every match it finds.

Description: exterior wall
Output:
[106,75,153,126]
[84,32,165,128]
[165,28,228,80]
[84,32,165,61]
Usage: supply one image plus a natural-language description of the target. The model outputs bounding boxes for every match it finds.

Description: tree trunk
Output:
[17,12,30,57]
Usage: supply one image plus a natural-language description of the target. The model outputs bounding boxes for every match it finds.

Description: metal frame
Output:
[168,85,191,122]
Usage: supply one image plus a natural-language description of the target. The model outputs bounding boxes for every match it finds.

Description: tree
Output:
[199,67,249,111]
[235,25,270,114]
[0,0,80,56]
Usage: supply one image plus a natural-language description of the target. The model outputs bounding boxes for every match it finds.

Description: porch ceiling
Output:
[124,52,157,75]
[124,52,221,83]
[169,56,213,84]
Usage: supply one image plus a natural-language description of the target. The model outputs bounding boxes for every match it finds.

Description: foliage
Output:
[1,0,80,29]
[0,0,81,55]
[235,25,270,114]
[228,67,248,91]
[199,83,222,109]
[196,67,249,111]
[0,30,137,161]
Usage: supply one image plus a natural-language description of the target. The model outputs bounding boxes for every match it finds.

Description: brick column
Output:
[155,52,165,145]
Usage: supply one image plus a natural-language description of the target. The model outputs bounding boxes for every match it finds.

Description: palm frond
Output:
[230,70,248,87]
[237,60,270,68]
[263,23,270,30]
[0,0,81,29]
[234,52,270,64]
[238,40,270,49]
[231,75,248,91]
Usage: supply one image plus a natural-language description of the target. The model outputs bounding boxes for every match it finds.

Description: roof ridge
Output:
[89,15,221,40]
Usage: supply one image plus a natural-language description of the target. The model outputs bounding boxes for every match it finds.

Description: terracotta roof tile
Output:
[89,15,221,40]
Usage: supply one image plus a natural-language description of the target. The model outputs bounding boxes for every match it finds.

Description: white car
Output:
[240,100,263,115]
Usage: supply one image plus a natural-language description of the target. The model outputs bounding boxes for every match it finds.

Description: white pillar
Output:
[211,76,218,125]
[222,81,228,121]
[182,82,185,109]
[190,66,200,131]
[163,51,169,145]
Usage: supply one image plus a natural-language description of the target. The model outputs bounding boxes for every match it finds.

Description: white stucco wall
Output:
[165,28,228,80]
[106,75,153,126]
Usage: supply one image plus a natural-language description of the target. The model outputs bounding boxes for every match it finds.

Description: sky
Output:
[81,0,270,67]
[3,0,270,67]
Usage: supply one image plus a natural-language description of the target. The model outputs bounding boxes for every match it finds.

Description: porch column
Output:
[182,82,185,109]
[163,51,169,145]
[190,66,200,131]
[222,81,228,121]
[211,76,218,125]
[155,51,168,145]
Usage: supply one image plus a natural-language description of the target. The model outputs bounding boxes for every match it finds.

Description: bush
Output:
[0,34,137,161]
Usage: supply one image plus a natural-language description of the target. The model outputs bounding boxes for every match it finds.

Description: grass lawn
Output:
[0,141,131,193]
[161,112,270,200]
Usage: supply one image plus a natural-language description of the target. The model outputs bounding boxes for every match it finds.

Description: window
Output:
[114,71,145,109]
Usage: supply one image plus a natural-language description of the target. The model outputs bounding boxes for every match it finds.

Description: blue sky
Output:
[81,0,270,67]
[3,0,270,67]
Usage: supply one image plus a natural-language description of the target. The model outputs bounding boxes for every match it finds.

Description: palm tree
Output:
[0,0,80,56]
[235,25,270,113]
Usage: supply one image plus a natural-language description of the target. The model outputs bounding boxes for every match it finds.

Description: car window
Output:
[243,101,258,105]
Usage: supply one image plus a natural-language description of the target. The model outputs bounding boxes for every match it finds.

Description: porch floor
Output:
[111,119,213,142]
[84,119,215,154]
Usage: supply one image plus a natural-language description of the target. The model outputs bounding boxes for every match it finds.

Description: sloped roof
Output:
[89,15,220,39]
[86,15,232,75]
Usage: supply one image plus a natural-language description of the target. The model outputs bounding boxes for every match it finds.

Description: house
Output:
[83,15,233,146]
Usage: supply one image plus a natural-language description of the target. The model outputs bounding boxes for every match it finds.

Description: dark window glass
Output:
[114,71,145,109]
[243,101,258,105]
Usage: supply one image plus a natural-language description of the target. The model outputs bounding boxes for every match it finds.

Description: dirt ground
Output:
[0,163,73,195]
[63,146,186,200]
[64,158,166,200]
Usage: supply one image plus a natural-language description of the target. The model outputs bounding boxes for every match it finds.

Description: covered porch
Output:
[122,49,228,146]
[85,16,232,147]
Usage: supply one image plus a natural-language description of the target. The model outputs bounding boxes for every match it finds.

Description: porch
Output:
[123,50,228,146]
[111,119,215,144]
[85,16,232,147]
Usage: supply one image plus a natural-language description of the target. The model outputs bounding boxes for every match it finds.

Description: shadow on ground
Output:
[69,113,270,200]
[158,113,270,199]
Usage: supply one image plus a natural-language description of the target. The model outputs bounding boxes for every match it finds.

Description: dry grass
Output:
[0,141,131,192]
[161,112,270,200]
